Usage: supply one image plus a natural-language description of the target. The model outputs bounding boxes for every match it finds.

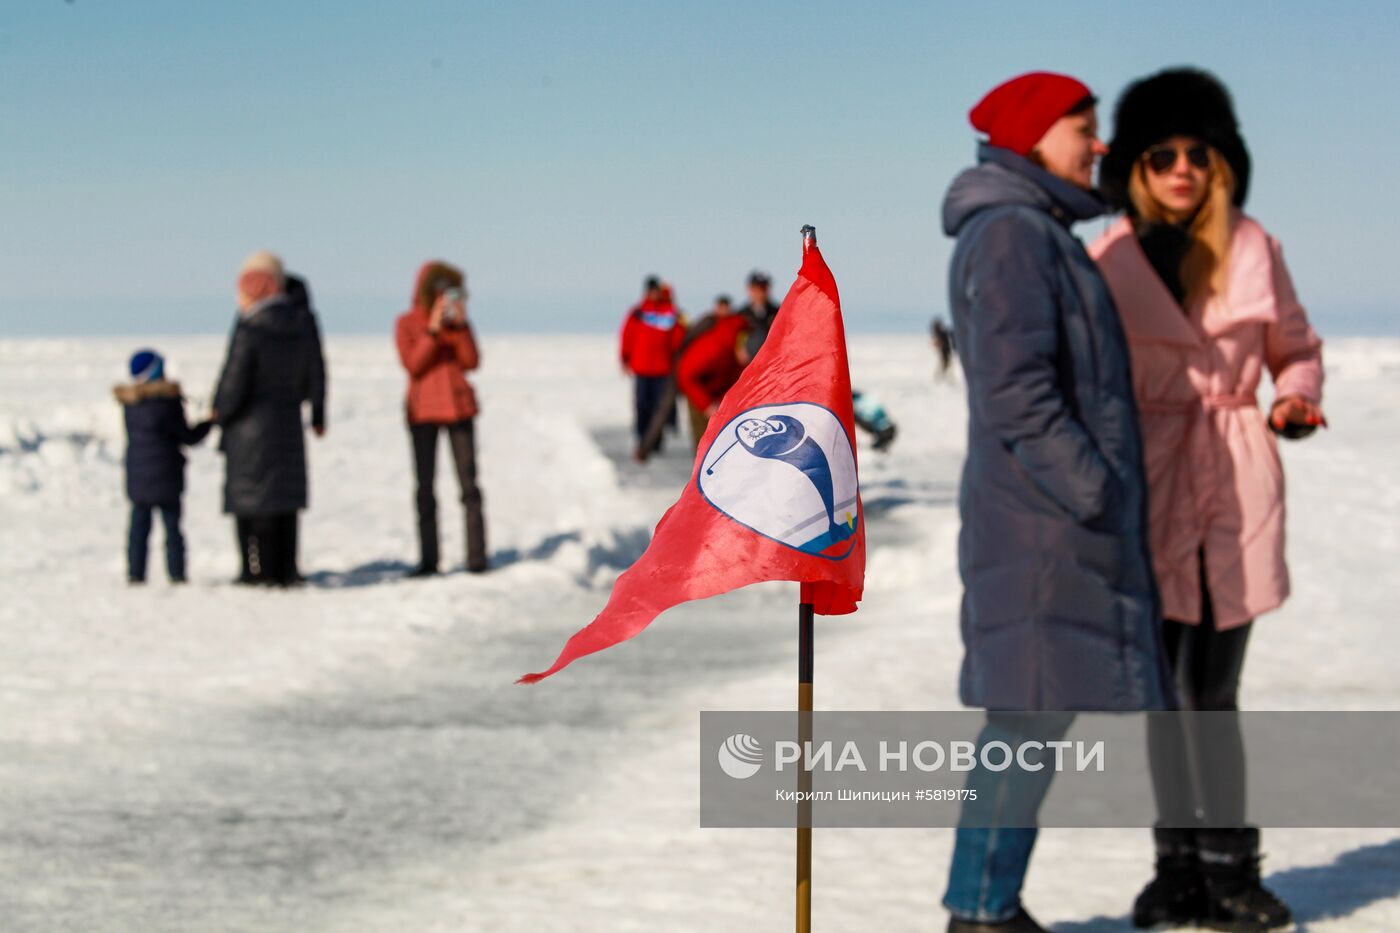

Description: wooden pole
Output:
[797,224,818,933]
[797,601,814,932]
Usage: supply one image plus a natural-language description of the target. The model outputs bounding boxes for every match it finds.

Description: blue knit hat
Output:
[129,349,164,383]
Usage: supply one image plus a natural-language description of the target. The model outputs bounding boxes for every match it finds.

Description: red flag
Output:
[519,240,864,683]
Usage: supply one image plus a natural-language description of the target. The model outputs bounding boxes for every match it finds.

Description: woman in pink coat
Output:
[1091,69,1324,932]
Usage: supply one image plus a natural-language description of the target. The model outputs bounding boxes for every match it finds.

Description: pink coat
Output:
[1089,214,1323,628]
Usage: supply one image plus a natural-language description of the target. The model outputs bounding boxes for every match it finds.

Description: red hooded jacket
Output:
[619,298,684,377]
[395,262,481,424]
[676,313,748,410]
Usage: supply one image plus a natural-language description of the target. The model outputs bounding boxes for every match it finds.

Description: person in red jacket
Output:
[676,295,748,448]
[395,260,487,576]
[619,276,684,458]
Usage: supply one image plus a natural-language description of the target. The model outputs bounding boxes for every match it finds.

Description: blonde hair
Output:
[1128,147,1236,304]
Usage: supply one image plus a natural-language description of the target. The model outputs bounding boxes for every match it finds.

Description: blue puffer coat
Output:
[942,144,1174,712]
[114,380,211,505]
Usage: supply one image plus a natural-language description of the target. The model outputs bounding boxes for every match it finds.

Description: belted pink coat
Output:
[1089,214,1323,628]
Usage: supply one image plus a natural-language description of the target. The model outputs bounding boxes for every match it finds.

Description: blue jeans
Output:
[943,713,1074,923]
[128,500,184,581]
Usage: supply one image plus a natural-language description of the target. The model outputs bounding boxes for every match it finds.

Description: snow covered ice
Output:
[2,334,1399,931]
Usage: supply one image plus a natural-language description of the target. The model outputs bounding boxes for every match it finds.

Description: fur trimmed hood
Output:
[114,379,183,405]
[410,260,464,316]
[1099,67,1251,214]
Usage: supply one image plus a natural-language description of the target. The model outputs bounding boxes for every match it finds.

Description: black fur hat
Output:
[1099,67,1251,214]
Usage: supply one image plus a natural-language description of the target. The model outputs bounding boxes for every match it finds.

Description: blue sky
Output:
[2,1,1396,336]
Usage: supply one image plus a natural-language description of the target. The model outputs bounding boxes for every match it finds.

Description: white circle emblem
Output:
[697,403,859,560]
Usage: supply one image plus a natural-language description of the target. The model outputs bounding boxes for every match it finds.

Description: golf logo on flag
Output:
[698,402,860,560]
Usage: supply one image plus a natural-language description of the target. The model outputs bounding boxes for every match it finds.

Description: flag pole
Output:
[797,600,814,932]
[796,223,817,933]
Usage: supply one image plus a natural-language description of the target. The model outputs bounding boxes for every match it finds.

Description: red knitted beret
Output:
[969,72,1094,157]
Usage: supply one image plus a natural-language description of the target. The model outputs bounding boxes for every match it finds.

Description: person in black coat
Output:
[736,270,780,362]
[281,272,329,574]
[931,317,956,380]
[213,252,318,585]
[283,273,328,436]
[114,349,212,583]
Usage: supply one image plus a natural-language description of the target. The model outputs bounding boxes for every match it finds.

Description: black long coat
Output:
[941,144,1174,712]
[284,274,328,431]
[213,297,316,515]
[115,380,211,505]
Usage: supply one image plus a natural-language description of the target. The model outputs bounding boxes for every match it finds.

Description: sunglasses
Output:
[1143,142,1211,174]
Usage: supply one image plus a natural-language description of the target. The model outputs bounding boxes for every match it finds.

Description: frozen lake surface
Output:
[2,334,1399,931]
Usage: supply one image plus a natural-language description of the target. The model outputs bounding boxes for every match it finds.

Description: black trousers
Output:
[1148,559,1253,827]
[129,500,184,581]
[634,375,671,452]
[235,513,299,585]
[411,419,487,571]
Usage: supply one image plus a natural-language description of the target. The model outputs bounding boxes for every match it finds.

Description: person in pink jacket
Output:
[1091,69,1324,932]
[395,260,487,576]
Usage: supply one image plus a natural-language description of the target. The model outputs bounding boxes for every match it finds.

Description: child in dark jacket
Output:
[114,349,213,583]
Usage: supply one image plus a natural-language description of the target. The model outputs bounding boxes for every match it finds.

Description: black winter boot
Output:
[1133,827,1206,928]
[948,907,1046,932]
[465,507,488,573]
[872,423,898,452]
[415,503,439,578]
[234,517,257,584]
[1198,828,1292,931]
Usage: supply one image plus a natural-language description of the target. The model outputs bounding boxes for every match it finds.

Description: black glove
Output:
[1269,419,1318,441]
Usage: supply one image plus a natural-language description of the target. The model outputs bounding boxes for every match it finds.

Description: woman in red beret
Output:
[940,71,1172,933]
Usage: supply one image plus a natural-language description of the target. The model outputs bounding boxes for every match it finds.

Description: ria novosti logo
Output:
[715,736,1107,778]
[717,733,765,779]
